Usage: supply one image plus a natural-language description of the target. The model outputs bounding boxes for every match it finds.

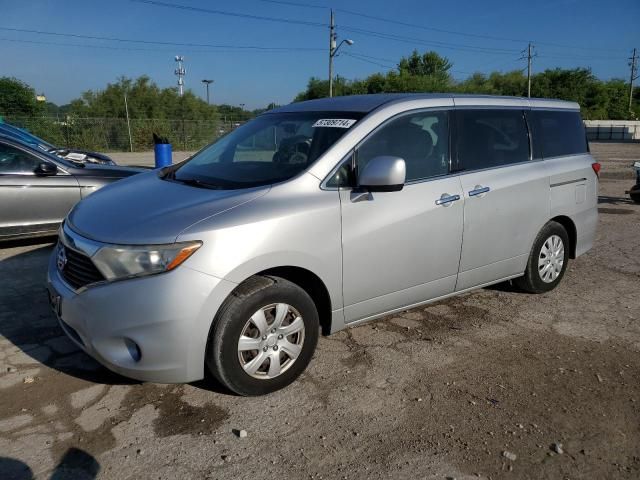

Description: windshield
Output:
[169,111,363,189]
[0,124,55,150]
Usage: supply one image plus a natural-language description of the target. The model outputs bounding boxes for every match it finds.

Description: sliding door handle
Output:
[435,193,461,206]
[469,185,490,197]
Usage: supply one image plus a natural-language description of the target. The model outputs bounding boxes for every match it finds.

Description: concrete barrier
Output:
[584,120,640,142]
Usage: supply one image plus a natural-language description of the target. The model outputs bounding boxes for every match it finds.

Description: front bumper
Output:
[47,249,237,383]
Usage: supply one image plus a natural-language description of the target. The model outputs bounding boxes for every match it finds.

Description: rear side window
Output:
[528,110,588,159]
[455,109,529,171]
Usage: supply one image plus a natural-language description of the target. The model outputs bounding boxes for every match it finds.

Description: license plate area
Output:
[48,287,62,318]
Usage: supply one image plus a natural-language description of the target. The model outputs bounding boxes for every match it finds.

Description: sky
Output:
[1,0,639,109]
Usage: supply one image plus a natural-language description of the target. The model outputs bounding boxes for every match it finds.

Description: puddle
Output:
[153,389,228,437]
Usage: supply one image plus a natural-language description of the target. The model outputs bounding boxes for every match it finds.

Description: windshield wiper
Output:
[174,177,224,189]
[158,167,175,180]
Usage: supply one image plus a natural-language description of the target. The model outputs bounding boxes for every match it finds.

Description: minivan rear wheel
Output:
[515,221,570,294]
[206,275,319,396]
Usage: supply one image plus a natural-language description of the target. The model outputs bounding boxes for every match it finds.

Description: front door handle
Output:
[435,193,460,206]
[469,185,490,197]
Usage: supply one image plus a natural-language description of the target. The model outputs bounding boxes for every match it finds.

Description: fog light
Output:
[124,338,141,362]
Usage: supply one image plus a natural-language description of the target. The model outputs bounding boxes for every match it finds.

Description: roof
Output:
[271,93,579,114]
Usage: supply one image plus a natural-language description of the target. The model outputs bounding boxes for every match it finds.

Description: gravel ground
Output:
[1,144,639,480]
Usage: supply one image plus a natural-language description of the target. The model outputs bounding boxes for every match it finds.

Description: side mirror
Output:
[358,156,406,192]
[34,162,58,176]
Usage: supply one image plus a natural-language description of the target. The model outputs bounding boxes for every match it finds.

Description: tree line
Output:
[0,76,266,151]
[295,50,639,120]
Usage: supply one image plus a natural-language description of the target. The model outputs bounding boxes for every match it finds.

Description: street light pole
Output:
[328,9,354,98]
[202,79,214,104]
[124,91,133,153]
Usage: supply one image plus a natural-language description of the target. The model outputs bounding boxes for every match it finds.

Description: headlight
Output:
[92,241,202,281]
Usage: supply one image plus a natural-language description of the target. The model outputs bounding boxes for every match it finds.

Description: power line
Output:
[341,26,521,55]
[0,37,161,52]
[333,7,627,54]
[345,52,397,64]
[537,53,627,61]
[342,52,396,70]
[127,0,629,61]
[252,0,327,9]
[339,8,530,45]
[0,27,324,51]
[447,55,529,79]
[246,0,628,55]
[128,0,326,27]
[0,36,324,54]
[127,0,528,58]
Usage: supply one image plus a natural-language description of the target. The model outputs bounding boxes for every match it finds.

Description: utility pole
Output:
[329,9,336,97]
[526,42,534,98]
[629,48,639,111]
[174,56,185,96]
[328,9,354,98]
[202,79,214,104]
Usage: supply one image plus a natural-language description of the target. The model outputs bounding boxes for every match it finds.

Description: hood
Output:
[53,148,115,165]
[78,164,147,177]
[68,171,269,244]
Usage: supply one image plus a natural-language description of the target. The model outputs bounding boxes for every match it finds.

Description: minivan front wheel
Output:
[206,275,319,396]
[515,221,570,294]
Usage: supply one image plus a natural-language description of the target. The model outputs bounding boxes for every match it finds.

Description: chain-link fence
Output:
[4,116,249,152]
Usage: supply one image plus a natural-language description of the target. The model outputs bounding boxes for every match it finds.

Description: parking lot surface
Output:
[1,143,639,479]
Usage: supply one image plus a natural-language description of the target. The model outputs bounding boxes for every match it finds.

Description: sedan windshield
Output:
[169,111,363,189]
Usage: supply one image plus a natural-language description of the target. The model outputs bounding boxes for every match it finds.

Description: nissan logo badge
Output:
[57,245,68,271]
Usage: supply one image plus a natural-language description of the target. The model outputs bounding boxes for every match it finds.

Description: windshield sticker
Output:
[312,118,357,128]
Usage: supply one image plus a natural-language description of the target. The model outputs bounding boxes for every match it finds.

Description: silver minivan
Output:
[47,94,599,395]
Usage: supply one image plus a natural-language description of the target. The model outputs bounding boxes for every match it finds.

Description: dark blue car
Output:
[0,121,116,165]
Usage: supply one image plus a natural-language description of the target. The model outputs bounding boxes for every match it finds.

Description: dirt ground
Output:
[1,143,639,480]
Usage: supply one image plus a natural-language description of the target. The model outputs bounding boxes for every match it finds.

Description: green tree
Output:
[294,77,330,101]
[398,50,453,83]
[0,77,43,117]
[69,76,217,121]
[294,51,454,101]
[602,79,631,120]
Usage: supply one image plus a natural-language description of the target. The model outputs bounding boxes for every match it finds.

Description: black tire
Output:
[206,275,319,396]
[630,184,640,204]
[515,221,570,294]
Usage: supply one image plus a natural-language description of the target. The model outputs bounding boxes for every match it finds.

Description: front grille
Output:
[61,245,105,290]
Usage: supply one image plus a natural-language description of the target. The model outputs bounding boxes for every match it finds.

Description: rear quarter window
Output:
[528,110,588,159]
